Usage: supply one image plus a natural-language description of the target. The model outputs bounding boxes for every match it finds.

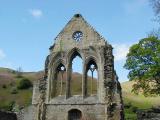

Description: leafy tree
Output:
[124,36,160,96]
[17,78,32,89]
[10,87,18,94]
[149,28,160,38]
[150,0,160,38]
[150,0,160,22]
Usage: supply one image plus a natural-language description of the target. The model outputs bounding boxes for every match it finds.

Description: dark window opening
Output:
[68,109,82,120]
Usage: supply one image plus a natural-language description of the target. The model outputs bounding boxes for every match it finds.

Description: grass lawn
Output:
[122,81,160,119]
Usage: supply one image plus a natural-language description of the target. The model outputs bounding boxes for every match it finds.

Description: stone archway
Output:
[85,57,98,96]
[68,109,82,120]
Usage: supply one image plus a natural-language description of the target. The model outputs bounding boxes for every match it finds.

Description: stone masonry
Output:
[23,14,124,120]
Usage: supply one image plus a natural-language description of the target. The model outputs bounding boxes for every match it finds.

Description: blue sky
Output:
[0,0,158,82]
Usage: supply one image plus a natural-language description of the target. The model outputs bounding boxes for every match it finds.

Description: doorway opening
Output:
[68,109,82,120]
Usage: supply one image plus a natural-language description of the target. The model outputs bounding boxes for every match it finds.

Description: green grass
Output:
[0,67,37,111]
[0,85,32,108]
[125,113,137,120]
[122,81,160,109]
[122,81,160,119]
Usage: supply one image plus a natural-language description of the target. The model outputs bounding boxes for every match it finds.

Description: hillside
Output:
[0,67,43,110]
[121,81,160,119]
[122,81,160,109]
[0,67,97,110]
[0,67,160,119]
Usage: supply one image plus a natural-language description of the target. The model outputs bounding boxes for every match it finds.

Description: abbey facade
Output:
[22,14,124,120]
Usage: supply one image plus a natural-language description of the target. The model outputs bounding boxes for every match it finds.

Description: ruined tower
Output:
[31,14,124,120]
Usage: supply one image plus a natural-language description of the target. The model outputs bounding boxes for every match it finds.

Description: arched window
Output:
[86,59,98,96]
[68,109,82,120]
[70,50,83,96]
[52,63,66,97]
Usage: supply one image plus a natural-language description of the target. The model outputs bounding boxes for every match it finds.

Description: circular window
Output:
[72,31,83,42]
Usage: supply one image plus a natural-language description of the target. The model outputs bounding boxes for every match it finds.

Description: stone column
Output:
[66,63,71,98]
[46,68,52,102]
[50,69,57,99]
[82,61,87,98]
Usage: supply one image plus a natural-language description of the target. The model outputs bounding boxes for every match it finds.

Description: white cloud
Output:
[113,44,130,62]
[29,9,43,18]
[0,49,6,60]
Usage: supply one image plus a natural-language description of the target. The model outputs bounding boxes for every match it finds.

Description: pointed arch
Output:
[53,59,66,71]
[67,47,82,62]
[85,57,98,71]
[85,56,98,96]
[49,52,62,68]
[67,48,83,96]
[51,60,66,98]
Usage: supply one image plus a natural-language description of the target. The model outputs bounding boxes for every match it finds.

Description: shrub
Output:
[16,75,23,78]
[0,101,15,111]
[9,82,16,87]
[10,87,18,94]
[131,106,138,113]
[124,102,132,109]
[2,84,7,89]
[11,70,16,74]
[124,102,138,120]
[125,113,137,120]
[17,78,32,89]
[8,101,15,111]
[12,103,20,112]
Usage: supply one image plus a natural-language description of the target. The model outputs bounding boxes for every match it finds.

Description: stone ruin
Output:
[22,14,124,120]
[137,107,160,120]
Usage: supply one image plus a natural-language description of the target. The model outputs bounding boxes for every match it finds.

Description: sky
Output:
[0,0,158,82]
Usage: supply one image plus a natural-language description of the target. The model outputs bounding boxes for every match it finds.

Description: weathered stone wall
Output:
[17,105,37,120]
[46,104,106,120]
[31,14,124,120]
[52,15,106,53]
[0,110,17,120]
[137,108,160,120]
[32,81,40,104]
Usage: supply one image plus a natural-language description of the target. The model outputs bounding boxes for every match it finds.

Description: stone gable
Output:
[50,14,107,53]
[22,14,124,120]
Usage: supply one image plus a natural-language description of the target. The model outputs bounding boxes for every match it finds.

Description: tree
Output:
[124,36,160,96]
[149,28,160,38]
[150,0,160,38]
[17,78,32,89]
[150,0,160,22]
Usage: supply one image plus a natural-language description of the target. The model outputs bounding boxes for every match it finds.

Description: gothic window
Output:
[52,63,66,97]
[70,50,83,96]
[86,59,98,96]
